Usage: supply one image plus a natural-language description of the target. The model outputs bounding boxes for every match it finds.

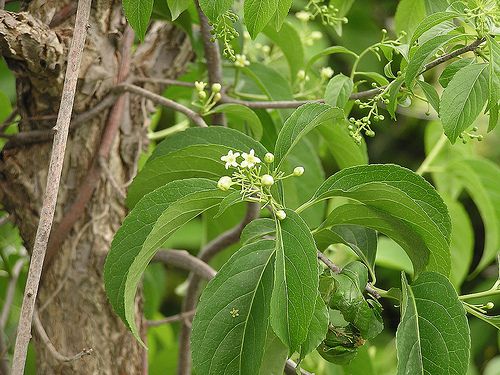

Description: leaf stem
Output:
[459,288,500,301]
[416,134,448,175]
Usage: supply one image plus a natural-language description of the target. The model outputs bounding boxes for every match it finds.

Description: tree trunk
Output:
[0,1,192,373]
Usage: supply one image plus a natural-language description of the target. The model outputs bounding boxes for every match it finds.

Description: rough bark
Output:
[0,1,192,373]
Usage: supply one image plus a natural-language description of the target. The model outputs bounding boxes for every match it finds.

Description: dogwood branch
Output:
[10,0,92,372]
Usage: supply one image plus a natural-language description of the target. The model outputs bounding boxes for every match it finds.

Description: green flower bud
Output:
[276,210,287,220]
[293,166,305,176]
[264,152,275,163]
[261,174,274,186]
[217,176,233,191]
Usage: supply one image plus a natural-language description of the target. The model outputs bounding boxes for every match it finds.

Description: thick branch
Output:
[10,0,92,373]
[44,28,135,271]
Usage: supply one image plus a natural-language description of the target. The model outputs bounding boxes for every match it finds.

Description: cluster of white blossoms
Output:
[217,149,304,220]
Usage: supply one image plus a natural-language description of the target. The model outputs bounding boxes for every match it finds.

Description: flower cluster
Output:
[300,0,348,27]
[209,10,239,61]
[193,81,222,114]
[217,149,305,220]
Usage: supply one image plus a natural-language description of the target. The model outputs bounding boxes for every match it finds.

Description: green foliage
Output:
[396,272,470,375]
[23,0,498,373]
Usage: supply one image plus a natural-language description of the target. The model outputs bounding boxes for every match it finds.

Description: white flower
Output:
[264,152,274,163]
[217,176,233,191]
[261,174,274,186]
[296,11,311,22]
[221,150,240,169]
[195,81,207,92]
[320,67,334,80]
[293,166,305,176]
[276,210,287,220]
[235,54,250,67]
[240,149,261,168]
[297,70,310,82]
[311,31,323,40]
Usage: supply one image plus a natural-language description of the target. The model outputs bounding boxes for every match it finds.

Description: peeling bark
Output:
[0,1,193,373]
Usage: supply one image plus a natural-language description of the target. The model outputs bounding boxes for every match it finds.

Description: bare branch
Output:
[146,310,196,328]
[177,202,260,374]
[11,0,92,372]
[423,37,486,72]
[153,249,216,280]
[194,0,226,126]
[116,83,208,128]
[317,250,341,273]
[33,311,93,363]
[133,77,195,88]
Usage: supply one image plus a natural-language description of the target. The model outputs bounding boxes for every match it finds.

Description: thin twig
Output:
[423,37,486,72]
[317,250,341,273]
[194,0,226,126]
[116,83,208,128]
[0,259,26,331]
[133,77,195,87]
[153,249,216,280]
[146,310,196,328]
[10,0,92,372]
[33,310,93,363]
[177,203,260,375]
[44,28,135,271]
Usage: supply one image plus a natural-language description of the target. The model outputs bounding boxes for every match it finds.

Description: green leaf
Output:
[167,0,189,20]
[324,74,353,109]
[440,63,489,143]
[258,331,288,374]
[244,0,278,39]
[127,127,267,206]
[272,0,293,31]
[0,92,12,122]
[355,71,390,86]
[274,103,344,169]
[315,224,377,281]
[395,0,426,41]
[300,294,329,358]
[306,46,358,72]
[487,36,500,132]
[396,272,470,375]
[438,58,474,88]
[417,80,439,112]
[410,11,459,46]
[123,0,154,40]
[324,204,429,277]
[104,178,228,342]
[446,158,500,274]
[198,0,233,21]
[405,34,457,87]
[386,76,405,119]
[317,119,369,168]
[281,138,326,228]
[191,240,275,375]
[271,209,319,352]
[264,22,304,82]
[215,190,242,218]
[211,103,263,141]
[241,218,275,244]
[330,261,383,339]
[443,196,473,288]
[376,237,413,275]
[306,164,451,275]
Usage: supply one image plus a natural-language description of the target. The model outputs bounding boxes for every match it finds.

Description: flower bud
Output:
[195,81,207,92]
[212,83,222,93]
[261,174,274,186]
[485,302,494,309]
[297,70,307,80]
[264,153,275,163]
[320,67,334,80]
[198,91,207,100]
[276,210,287,220]
[217,176,232,191]
[214,93,222,102]
[293,166,305,176]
